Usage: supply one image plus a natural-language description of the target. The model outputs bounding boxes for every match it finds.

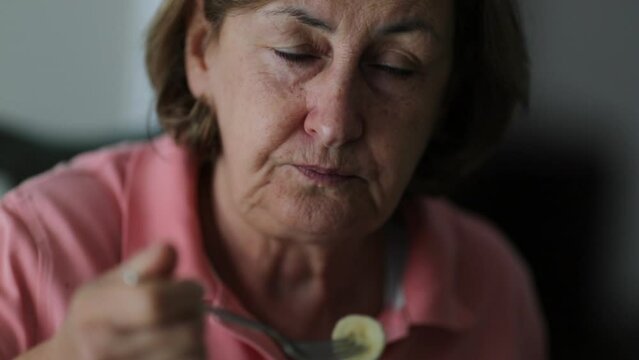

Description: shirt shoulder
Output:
[403,197,547,358]
[0,139,152,356]
[420,197,533,293]
[1,140,150,273]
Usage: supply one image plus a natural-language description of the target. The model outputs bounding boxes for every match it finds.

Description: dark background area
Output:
[452,135,623,359]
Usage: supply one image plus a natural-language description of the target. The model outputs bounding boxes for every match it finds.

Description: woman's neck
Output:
[199,163,386,339]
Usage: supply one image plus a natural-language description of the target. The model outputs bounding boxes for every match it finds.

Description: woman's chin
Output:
[258,191,377,240]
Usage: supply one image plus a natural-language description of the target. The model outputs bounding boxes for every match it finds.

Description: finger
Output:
[130,280,205,326]
[108,320,206,360]
[79,279,204,328]
[105,243,177,284]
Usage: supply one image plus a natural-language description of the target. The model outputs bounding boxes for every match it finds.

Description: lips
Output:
[294,165,359,186]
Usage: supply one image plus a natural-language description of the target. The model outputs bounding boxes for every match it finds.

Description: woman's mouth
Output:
[294,165,359,186]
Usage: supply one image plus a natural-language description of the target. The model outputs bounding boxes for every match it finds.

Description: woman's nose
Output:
[303,66,364,149]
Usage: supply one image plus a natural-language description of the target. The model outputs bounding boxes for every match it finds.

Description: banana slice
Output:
[331,314,386,360]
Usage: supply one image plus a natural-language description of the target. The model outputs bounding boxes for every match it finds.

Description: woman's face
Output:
[187,0,454,240]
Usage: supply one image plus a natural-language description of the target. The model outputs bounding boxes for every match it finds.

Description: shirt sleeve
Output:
[0,193,48,358]
[0,170,123,359]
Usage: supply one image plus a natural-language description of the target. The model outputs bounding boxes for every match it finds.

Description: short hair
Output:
[145,0,529,194]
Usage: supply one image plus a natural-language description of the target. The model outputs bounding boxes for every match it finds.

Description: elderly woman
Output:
[2,0,545,359]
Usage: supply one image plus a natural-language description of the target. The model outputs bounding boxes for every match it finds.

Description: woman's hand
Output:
[43,244,205,360]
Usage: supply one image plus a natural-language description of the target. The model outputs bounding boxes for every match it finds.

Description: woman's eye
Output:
[273,49,319,65]
[368,63,416,78]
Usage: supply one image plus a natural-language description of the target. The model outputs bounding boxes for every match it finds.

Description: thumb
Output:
[121,243,177,284]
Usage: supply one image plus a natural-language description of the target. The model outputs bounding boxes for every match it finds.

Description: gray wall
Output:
[520,0,639,335]
[0,0,160,142]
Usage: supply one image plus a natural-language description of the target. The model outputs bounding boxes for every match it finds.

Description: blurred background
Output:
[1,0,638,358]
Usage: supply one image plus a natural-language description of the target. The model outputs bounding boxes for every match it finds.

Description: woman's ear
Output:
[185,0,214,99]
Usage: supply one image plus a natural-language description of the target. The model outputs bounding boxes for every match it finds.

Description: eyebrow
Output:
[264,6,438,39]
[378,19,439,40]
[264,7,334,32]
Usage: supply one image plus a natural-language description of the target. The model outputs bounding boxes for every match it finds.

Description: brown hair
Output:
[145,0,529,194]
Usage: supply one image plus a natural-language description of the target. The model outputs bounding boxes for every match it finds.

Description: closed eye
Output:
[368,63,416,78]
[273,49,417,78]
[273,49,319,64]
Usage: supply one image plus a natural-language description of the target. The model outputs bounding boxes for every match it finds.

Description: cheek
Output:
[369,95,439,193]
[379,67,452,169]
[210,53,307,170]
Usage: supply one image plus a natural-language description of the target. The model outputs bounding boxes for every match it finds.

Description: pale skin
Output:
[18,0,453,358]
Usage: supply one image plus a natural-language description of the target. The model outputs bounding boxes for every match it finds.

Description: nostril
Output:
[303,110,364,148]
[303,73,365,147]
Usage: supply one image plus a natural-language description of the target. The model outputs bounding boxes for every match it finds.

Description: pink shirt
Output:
[0,136,546,359]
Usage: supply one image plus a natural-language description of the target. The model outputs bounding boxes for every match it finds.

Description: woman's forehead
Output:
[253,0,449,18]
[248,0,453,36]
